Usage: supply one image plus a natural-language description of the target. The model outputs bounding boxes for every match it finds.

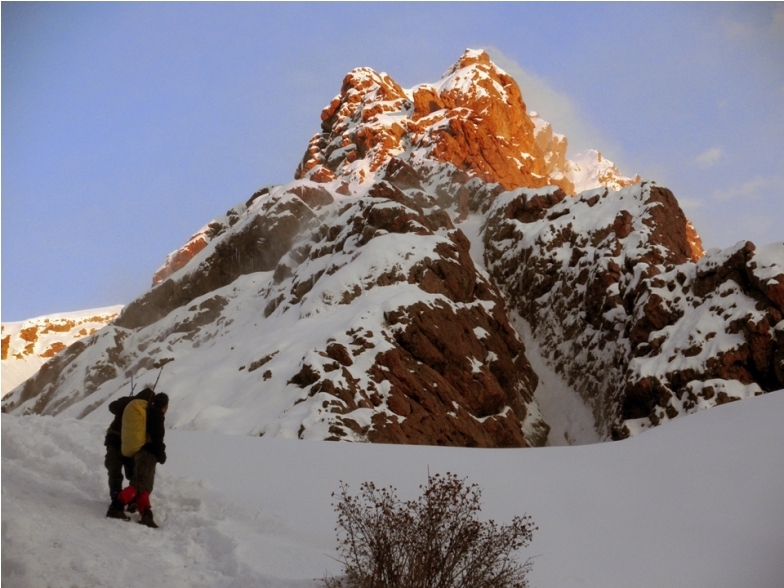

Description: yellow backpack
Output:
[121,398,149,457]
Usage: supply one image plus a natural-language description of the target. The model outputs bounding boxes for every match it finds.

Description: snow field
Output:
[510,312,601,446]
[4,390,784,588]
[1,416,325,588]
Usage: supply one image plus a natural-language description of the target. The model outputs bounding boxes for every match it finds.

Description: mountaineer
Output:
[104,387,155,517]
[107,391,169,528]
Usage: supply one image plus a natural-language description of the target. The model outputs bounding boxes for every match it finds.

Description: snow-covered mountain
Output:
[4,49,782,447]
[483,186,783,438]
[1,306,123,398]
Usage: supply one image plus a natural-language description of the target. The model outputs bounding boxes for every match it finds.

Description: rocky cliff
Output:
[4,50,781,447]
[482,183,782,437]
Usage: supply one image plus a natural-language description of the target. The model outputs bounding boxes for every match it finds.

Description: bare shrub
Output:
[323,472,537,588]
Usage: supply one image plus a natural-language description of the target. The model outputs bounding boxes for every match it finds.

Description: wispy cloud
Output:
[695,147,723,169]
[720,17,754,40]
[773,4,784,37]
[712,175,779,202]
[481,46,619,160]
[720,6,784,41]
[678,197,705,214]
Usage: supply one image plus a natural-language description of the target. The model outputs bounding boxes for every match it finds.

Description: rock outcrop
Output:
[295,49,635,196]
[482,182,782,437]
[259,178,547,446]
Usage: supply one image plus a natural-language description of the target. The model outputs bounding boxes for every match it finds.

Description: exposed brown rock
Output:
[116,195,316,331]
[308,165,338,184]
[152,233,209,285]
[411,86,444,121]
[41,342,67,358]
[305,288,546,447]
[326,343,353,367]
[19,327,38,343]
[613,210,633,239]
[484,180,783,438]
[642,185,697,266]
[287,184,335,209]
[289,363,321,388]
[259,180,548,447]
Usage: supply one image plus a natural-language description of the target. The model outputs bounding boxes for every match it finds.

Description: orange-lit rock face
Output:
[685,220,705,261]
[296,67,409,184]
[296,49,577,193]
[152,233,210,285]
[41,342,67,358]
[1,335,10,361]
[3,313,119,362]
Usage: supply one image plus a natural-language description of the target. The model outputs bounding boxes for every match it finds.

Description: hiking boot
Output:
[126,502,137,514]
[106,500,130,521]
[138,509,159,529]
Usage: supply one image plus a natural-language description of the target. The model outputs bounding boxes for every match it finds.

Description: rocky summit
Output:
[3,50,782,447]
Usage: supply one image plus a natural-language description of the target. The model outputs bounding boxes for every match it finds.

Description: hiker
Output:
[104,387,155,510]
[107,392,169,528]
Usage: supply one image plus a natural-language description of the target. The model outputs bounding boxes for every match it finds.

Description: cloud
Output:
[678,197,705,214]
[720,17,754,40]
[720,6,784,41]
[773,4,784,37]
[695,147,723,168]
[712,175,779,202]
[481,46,618,159]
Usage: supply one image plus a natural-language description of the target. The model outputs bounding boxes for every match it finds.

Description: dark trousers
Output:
[130,449,157,494]
[105,444,134,500]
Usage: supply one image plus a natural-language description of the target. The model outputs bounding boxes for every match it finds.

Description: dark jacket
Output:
[142,404,167,465]
[104,388,155,448]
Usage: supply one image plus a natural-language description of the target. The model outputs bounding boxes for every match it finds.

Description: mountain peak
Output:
[444,48,492,72]
[296,50,637,198]
[10,52,774,450]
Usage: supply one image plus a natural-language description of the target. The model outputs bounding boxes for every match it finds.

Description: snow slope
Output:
[3,390,783,588]
[2,306,123,397]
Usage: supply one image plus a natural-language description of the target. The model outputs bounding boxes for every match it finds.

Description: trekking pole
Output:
[129,375,136,397]
[152,364,165,392]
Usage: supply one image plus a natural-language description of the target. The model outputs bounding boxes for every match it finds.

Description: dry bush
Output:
[323,472,537,588]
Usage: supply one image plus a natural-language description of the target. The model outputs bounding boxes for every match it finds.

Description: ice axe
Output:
[151,362,166,392]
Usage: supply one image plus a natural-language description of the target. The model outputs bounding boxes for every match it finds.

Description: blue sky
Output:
[3,2,783,322]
